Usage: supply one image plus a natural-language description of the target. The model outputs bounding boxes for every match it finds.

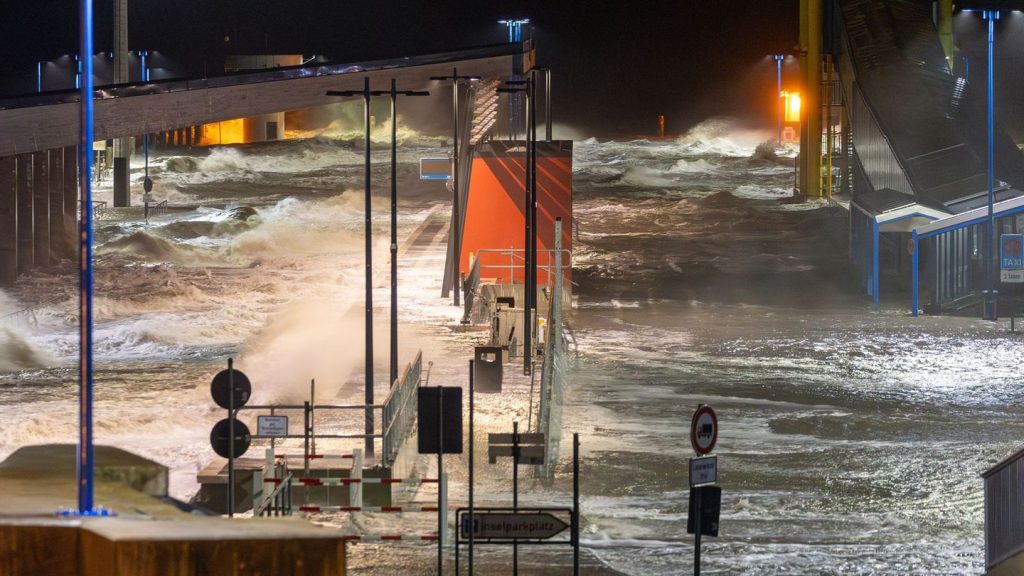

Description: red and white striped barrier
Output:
[300,505,438,513]
[274,453,353,460]
[293,477,438,487]
[342,534,438,542]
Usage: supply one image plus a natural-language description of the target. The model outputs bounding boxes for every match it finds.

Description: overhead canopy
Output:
[0,41,534,158]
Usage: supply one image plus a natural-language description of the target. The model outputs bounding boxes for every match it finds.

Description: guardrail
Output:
[0,295,65,331]
[984,447,1024,570]
[79,200,107,220]
[237,351,424,469]
[382,351,423,467]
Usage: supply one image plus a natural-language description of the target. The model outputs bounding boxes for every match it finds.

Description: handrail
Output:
[382,350,423,467]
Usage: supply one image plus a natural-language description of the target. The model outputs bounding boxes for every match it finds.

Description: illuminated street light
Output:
[771,55,785,144]
[983,9,1000,321]
[498,18,530,43]
[326,79,377,458]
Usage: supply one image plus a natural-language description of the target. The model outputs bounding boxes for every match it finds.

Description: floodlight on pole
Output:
[327,80,378,457]
[982,9,1000,321]
[367,81,429,387]
[771,55,785,144]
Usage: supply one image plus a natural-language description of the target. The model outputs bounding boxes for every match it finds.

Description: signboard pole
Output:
[693,488,701,576]
[512,421,520,574]
[468,361,475,575]
[228,358,235,518]
[438,386,445,575]
[572,433,580,576]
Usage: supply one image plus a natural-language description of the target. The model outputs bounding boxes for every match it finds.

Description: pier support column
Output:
[112,0,130,207]
[799,0,823,197]
[938,0,955,74]
[0,157,16,284]
[32,151,49,267]
[48,149,64,265]
[62,147,78,261]
[15,155,33,275]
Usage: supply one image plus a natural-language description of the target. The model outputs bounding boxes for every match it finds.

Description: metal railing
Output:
[78,199,107,220]
[382,351,424,467]
[237,351,424,470]
[536,220,569,481]
[0,295,65,331]
[472,248,571,288]
[984,447,1024,569]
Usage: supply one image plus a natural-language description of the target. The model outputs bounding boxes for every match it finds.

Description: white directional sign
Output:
[690,456,718,487]
[460,510,570,540]
[257,415,288,437]
[690,405,718,455]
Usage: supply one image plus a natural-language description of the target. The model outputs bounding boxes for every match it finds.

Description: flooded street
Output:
[1,122,1021,574]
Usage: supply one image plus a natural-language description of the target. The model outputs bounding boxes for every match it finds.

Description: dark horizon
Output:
[3,1,1024,139]
[0,0,800,137]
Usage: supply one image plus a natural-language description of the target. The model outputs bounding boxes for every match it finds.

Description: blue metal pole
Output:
[912,230,920,317]
[983,10,999,321]
[78,0,95,514]
[774,55,783,144]
[872,219,880,303]
[37,61,43,93]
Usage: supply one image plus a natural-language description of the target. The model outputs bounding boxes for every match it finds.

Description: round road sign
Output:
[143,177,153,193]
[211,368,251,410]
[210,418,251,459]
[690,405,718,455]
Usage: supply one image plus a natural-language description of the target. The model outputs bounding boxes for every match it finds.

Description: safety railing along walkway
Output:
[238,350,425,470]
[252,446,447,544]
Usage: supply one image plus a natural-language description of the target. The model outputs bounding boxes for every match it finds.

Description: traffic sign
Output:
[210,417,251,458]
[689,456,717,487]
[1002,234,1024,283]
[211,367,251,410]
[257,415,288,437]
[690,405,718,455]
[420,158,452,180]
[459,509,570,541]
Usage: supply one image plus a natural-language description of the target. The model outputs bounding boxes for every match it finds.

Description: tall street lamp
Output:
[982,9,999,321]
[327,78,377,458]
[498,76,536,376]
[430,69,480,307]
[771,55,785,145]
[376,80,429,386]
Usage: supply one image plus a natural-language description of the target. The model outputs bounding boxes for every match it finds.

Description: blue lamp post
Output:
[983,9,999,321]
[772,55,785,145]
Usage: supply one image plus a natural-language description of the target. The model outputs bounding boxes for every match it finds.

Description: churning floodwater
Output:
[1,119,1022,574]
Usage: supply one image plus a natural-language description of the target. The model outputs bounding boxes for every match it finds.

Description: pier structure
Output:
[797,0,1024,316]
[0,40,535,285]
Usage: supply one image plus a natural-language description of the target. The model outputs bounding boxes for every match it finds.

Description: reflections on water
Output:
[0,121,1020,574]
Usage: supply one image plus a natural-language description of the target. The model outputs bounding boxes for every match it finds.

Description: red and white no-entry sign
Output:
[690,405,718,455]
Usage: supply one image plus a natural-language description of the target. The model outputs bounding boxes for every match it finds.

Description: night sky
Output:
[0,0,800,136]
[3,1,1024,138]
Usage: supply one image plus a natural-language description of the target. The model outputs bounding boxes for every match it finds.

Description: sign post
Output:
[688,404,719,576]
[209,358,251,517]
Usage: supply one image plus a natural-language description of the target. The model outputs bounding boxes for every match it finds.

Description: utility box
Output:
[474,346,504,393]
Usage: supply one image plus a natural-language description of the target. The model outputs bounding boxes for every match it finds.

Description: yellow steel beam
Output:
[799,0,823,197]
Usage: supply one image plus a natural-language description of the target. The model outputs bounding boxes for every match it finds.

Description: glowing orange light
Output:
[199,118,248,146]
[782,91,801,123]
